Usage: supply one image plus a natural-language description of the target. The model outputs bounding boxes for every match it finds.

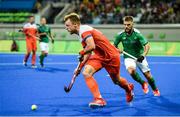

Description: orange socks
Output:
[119,77,131,93]
[85,76,102,98]
[32,52,36,65]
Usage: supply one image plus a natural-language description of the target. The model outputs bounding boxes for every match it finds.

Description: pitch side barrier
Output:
[0,24,180,42]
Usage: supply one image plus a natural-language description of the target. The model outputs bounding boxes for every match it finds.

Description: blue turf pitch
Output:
[0,53,180,116]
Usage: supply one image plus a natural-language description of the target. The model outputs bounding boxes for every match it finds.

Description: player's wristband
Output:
[79,50,85,56]
[79,62,85,70]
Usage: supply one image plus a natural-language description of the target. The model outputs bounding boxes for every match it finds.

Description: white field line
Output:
[0,62,180,66]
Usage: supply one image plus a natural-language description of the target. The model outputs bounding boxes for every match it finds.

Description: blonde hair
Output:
[64,13,80,24]
[123,16,134,22]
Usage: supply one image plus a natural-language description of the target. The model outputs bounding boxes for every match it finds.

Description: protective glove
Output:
[51,39,54,44]
[78,50,85,62]
[137,56,144,63]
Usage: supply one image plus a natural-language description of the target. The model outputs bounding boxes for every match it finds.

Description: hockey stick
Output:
[122,51,137,60]
[64,54,91,93]
[64,61,82,93]
[18,29,40,40]
[46,34,54,52]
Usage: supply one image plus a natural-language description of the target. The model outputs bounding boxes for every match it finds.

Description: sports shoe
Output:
[89,98,106,108]
[23,60,27,66]
[40,63,44,68]
[142,82,149,94]
[31,64,37,69]
[39,56,44,68]
[153,89,160,96]
[126,83,134,103]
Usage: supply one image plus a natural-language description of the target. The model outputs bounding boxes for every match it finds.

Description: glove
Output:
[51,39,54,44]
[116,48,122,54]
[18,29,23,32]
[74,68,81,76]
[74,62,84,76]
[78,50,85,62]
[137,56,144,63]
[77,54,84,62]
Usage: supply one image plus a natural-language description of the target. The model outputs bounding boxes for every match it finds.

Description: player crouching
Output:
[64,13,134,108]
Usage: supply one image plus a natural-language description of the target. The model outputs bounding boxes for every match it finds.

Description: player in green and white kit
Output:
[114,16,160,96]
[38,17,54,67]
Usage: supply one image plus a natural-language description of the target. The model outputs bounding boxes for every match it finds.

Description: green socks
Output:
[40,54,45,64]
[131,72,145,85]
[148,77,157,90]
[131,72,157,91]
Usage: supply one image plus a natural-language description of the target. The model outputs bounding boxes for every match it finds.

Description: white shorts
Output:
[39,42,49,53]
[124,57,150,73]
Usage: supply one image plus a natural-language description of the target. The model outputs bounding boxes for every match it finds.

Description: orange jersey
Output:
[23,23,37,40]
[79,25,119,59]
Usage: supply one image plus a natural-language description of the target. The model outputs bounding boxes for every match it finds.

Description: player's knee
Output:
[144,71,152,79]
[110,75,120,85]
[26,52,31,55]
[112,79,120,85]
[32,51,36,54]
[44,53,48,57]
[128,68,136,75]
[82,70,92,78]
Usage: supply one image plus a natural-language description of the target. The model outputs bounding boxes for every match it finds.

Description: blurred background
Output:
[0,0,180,55]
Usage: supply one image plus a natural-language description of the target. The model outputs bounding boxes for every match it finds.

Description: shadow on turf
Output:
[35,94,136,116]
[38,103,132,116]
[31,93,180,116]
[35,67,69,73]
[146,95,180,115]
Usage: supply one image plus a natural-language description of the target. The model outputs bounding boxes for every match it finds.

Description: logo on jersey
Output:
[122,37,126,40]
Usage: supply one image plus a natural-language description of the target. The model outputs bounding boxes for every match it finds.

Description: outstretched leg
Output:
[31,50,37,68]
[105,56,134,103]
[127,67,149,94]
[39,51,48,67]
[143,71,160,96]
[109,73,134,103]
[23,52,30,66]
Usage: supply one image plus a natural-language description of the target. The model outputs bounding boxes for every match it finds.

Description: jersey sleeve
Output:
[138,33,148,46]
[81,31,93,42]
[23,24,28,35]
[114,33,122,48]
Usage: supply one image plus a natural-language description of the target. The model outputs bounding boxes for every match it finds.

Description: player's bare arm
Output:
[49,32,54,43]
[79,36,95,61]
[82,37,95,54]
[38,32,47,36]
[83,64,96,77]
[143,43,150,56]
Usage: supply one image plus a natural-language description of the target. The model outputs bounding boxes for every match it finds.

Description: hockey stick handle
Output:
[18,29,40,40]
[64,54,91,93]
[122,51,137,60]
[29,34,40,40]
[64,62,82,93]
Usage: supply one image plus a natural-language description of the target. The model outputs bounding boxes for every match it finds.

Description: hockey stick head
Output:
[64,86,70,93]
[63,61,85,93]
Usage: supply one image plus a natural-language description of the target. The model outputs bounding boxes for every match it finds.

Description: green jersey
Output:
[114,28,148,58]
[38,24,51,43]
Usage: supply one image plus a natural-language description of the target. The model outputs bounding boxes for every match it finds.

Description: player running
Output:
[38,17,54,68]
[22,16,38,68]
[114,16,160,96]
[64,13,134,108]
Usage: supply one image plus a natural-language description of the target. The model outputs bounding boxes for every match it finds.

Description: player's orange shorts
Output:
[86,54,120,76]
[26,39,37,52]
